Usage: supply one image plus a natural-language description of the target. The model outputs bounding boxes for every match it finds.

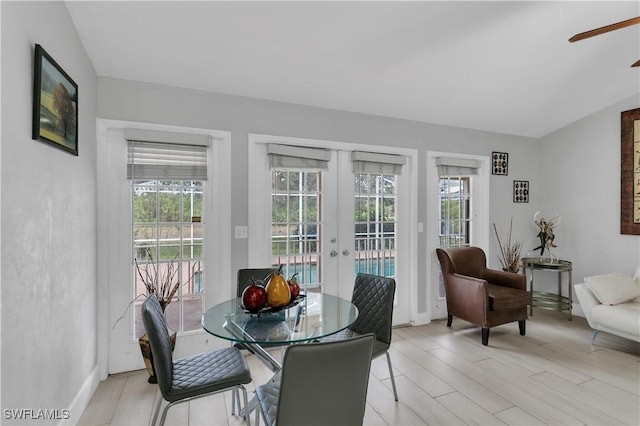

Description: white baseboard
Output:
[410,312,430,326]
[60,365,101,426]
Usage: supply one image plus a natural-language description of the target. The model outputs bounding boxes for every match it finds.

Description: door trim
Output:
[248,134,418,325]
[425,151,490,321]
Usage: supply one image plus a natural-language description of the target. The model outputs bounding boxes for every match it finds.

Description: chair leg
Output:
[241,386,251,426]
[158,401,172,426]
[481,327,490,346]
[151,393,163,426]
[591,330,599,344]
[385,351,398,402]
[518,320,526,336]
[447,314,453,327]
[231,389,237,415]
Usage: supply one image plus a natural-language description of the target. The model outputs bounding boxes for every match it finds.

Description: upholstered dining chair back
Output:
[141,295,174,398]
[321,273,399,401]
[142,296,252,426]
[255,334,375,426]
[349,273,396,347]
[237,268,279,297]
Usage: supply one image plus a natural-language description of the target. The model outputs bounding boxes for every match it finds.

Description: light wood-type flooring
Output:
[79,309,640,425]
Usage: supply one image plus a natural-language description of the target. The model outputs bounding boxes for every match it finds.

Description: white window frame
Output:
[426,151,490,321]
[248,134,418,326]
[97,119,231,377]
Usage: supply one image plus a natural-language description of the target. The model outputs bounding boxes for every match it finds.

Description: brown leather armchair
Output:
[435,246,529,346]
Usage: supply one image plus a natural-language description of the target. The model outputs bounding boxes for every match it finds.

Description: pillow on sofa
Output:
[584,273,640,305]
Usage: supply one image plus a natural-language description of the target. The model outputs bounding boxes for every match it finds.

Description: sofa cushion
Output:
[584,273,640,305]
[487,283,529,310]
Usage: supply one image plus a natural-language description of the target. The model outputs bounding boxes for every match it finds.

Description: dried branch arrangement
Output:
[493,218,522,273]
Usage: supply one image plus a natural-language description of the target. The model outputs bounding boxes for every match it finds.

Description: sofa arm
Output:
[446,274,488,325]
[574,283,600,329]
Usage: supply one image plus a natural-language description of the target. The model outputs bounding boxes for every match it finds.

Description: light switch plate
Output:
[235,226,248,239]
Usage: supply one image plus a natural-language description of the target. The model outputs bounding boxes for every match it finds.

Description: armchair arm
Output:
[483,269,526,291]
[445,274,488,326]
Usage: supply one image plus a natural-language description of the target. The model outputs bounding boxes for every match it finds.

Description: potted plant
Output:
[493,218,522,273]
[115,249,200,383]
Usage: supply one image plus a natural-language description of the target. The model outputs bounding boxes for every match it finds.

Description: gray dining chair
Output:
[324,273,398,401]
[141,296,252,426]
[255,334,376,426]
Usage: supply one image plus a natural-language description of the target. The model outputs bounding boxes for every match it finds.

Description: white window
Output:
[354,172,397,278]
[271,169,322,289]
[427,153,489,318]
[438,176,472,249]
[127,133,209,336]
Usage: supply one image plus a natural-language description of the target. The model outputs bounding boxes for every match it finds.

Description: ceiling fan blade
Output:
[569,16,640,42]
[632,59,640,68]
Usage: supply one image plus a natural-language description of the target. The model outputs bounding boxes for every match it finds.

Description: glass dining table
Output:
[202,292,358,372]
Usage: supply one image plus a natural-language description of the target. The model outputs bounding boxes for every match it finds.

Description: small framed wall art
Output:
[32,44,78,156]
[513,180,529,203]
[492,151,508,175]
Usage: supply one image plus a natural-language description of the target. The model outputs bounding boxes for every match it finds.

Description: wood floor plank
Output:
[392,339,513,413]
[493,406,546,425]
[366,376,425,425]
[384,375,463,425]
[429,347,583,425]
[475,358,621,425]
[435,391,504,425]
[388,348,454,397]
[79,310,640,425]
[579,378,640,410]
[109,373,156,425]
[531,371,639,425]
[77,373,129,426]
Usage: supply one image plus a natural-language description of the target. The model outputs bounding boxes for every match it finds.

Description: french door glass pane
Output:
[438,176,472,297]
[354,173,397,278]
[271,170,322,289]
[132,180,204,336]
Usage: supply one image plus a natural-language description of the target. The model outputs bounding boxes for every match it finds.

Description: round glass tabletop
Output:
[202,292,358,345]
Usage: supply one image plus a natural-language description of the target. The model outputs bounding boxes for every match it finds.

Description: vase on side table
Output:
[138,328,177,384]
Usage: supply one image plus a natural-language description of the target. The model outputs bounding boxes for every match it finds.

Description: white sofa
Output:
[574,272,640,343]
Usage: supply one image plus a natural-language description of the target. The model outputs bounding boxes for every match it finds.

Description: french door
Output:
[249,136,416,326]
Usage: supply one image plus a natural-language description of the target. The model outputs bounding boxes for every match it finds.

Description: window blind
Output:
[267,144,331,169]
[351,151,406,175]
[125,129,209,180]
[436,157,479,177]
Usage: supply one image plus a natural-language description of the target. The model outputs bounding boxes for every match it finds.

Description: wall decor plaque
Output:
[492,151,508,175]
[513,180,529,203]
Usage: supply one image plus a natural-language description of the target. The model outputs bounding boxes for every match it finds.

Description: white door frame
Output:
[97,119,231,377]
[248,134,418,326]
[425,151,490,321]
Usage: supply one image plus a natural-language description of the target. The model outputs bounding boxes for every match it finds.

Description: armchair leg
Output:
[481,327,490,346]
[447,314,453,327]
[518,320,526,336]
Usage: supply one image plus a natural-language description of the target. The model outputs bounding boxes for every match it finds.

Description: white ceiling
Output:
[66,1,640,138]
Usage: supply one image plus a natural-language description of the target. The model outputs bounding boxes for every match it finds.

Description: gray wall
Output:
[1,1,98,423]
[539,94,640,287]
[97,77,540,313]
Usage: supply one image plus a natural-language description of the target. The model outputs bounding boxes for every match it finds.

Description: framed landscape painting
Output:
[32,44,78,156]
